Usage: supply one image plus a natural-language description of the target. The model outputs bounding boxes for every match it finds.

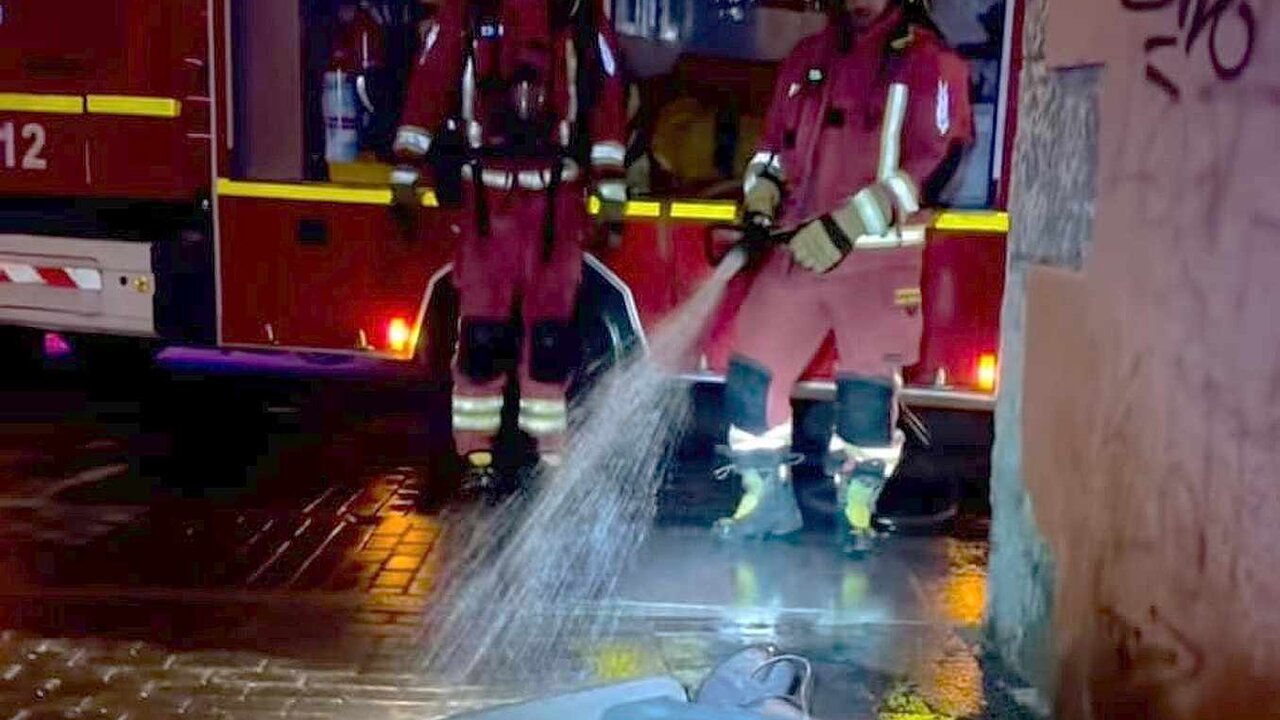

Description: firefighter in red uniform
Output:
[392,0,628,485]
[715,0,972,552]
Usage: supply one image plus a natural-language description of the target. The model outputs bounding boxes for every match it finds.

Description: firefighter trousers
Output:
[724,246,924,458]
[451,181,588,458]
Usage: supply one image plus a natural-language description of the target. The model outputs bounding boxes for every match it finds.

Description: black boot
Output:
[713,451,804,540]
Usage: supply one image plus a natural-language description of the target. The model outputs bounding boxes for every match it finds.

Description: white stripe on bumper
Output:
[0,264,103,289]
[0,263,42,284]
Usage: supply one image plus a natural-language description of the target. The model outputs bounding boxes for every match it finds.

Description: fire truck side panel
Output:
[913,229,1007,388]
[595,215,1008,395]
[0,115,92,196]
[217,195,455,357]
[591,219,673,329]
[0,0,213,341]
[0,0,211,200]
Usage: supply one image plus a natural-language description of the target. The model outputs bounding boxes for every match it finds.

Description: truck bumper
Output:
[0,234,156,337]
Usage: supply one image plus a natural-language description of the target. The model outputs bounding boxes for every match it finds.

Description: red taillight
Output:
[43,332,72,359]
[387,317,411,354]
[976,353,998,392]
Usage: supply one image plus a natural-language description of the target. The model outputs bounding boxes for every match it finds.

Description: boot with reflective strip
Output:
[828,431,904,555]
[834,465,888,555]
[713,452,803,541]
[460,450,502,496]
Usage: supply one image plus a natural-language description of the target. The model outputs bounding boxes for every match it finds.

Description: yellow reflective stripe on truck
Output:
[0,93,85,115]
[215,178,1009,231]
[216,179,440,207]
[932,210,1009,233]
[587,196,663,218]
[0,92,187,118]
[669,201,738,221]
[86,95,182,118]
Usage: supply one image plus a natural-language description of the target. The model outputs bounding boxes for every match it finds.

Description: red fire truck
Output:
[0,0,1017,415]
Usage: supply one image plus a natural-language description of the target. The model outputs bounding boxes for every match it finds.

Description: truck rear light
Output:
[387,318,412,354]
[43,332,73,359]
[976,353,998,392]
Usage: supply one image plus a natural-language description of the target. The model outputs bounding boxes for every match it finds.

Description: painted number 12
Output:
[0,121,49,171]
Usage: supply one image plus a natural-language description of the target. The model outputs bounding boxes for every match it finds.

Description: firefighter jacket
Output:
[744,6,974,232]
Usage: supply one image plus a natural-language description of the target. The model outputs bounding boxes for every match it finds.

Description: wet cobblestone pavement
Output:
[0,374,1035,719]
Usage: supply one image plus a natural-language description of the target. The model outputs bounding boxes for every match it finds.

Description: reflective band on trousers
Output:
[462,162,581,191]
[453,395,503,432]
[453,396,504,413]
[518,414,567,436]
[454,412,502,431]
[727,423,792,453]
[518,399,568,436]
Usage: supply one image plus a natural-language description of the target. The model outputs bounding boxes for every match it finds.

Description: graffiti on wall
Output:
[1097,604,1205,686]
[1122,0,1256,101]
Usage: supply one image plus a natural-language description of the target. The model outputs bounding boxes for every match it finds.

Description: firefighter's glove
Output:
[790,193,891,273]
[744,171,782,219]
[595,178,629,225]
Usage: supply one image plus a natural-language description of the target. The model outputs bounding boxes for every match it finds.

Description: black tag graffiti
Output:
[1122,0,1256,101]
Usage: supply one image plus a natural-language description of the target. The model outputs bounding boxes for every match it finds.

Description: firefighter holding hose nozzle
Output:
[392,0,628,490]
[717,0,973,553]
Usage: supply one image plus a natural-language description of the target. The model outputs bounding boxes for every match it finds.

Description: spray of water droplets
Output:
[417,250,749,689]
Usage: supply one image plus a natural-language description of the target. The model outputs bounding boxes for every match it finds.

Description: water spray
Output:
[417,222,790,689]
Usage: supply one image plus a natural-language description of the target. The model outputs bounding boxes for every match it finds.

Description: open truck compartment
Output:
[215,0,454,356]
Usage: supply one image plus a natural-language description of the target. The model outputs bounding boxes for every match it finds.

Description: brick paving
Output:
[0,382,1033,719]
[0,630,516,720]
